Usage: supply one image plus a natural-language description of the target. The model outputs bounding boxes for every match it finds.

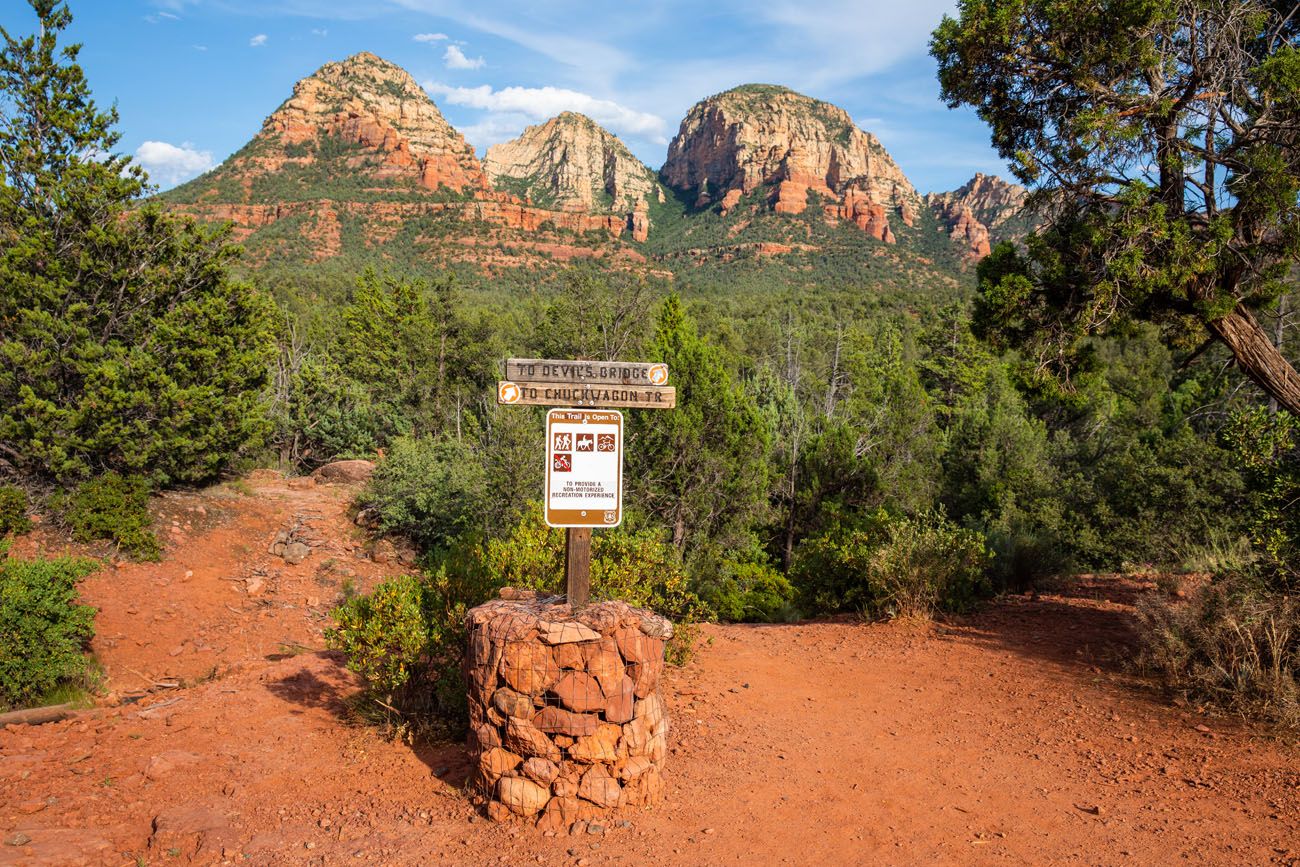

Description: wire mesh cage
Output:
[464,592,672,827]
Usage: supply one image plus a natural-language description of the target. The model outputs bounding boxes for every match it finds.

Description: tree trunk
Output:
[0,703,77,726]
[1207,305,1300,416]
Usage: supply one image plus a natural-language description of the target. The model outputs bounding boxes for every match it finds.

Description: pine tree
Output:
[628,295,770,565]
[0,1,274,484]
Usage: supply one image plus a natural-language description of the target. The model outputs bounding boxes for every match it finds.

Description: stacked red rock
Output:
[465,590,673,830]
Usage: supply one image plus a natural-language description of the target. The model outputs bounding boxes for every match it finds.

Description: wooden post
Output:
[565,526,591,608]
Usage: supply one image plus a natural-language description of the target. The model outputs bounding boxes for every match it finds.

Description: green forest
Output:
[2,0,1299,736]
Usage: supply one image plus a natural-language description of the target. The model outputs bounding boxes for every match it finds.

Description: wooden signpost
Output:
[498,357,675,606]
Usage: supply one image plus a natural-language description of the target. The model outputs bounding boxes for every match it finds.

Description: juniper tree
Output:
[0,1,274,483]
[932,0,1300,414]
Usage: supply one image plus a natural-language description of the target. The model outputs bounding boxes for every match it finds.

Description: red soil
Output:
[2,477,1297,866]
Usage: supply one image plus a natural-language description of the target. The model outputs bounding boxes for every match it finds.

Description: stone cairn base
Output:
[464,589,672,830]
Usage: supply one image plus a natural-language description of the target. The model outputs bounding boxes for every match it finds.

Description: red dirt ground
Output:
[2,476,1298,866]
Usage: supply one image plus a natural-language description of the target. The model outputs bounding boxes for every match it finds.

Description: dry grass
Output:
[1137,575,1299,729]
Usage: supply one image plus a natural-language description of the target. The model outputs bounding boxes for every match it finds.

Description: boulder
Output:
[367,539,397,565]
[582,639,625,695]
[470,723,501,751]
[618,756,652,782]
[501,641,560,695]
[568,723,622,764]
[492,687,534,719]
[553,642,585,670]
[311,459,376,483]
[522,757,559,785]
[614,628,663,664]
[478,747,522,785]
[282,541,311,565]
[603,675,636,724]
[577,766,621,808]
[535,795,583,833]
[539,620,601,644]
[632,655,664,700]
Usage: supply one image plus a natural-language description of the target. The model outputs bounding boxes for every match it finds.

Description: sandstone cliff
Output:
[173,52,488,200]
[660,84,920,243]
[162,53,646,261]
[924,173,1031,259]
[484,113,663,241]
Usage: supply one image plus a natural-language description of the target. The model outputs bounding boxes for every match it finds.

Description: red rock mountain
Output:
[659,85,921,244]
[924,173,1032,259]
[162,53,645,266]
[161,56,1029,272]
[484,112,664,242]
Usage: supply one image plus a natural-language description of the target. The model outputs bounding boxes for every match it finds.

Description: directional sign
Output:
[498,381,676,409]
[506,358,669,386]
[545,409,623,528]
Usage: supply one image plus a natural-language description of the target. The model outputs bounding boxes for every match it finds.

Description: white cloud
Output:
[426,82,666,143]
[311,27,328,36]
[443,45,485,70]
[249,33,268,47]
[413,32,448,42]
[193,44,207,51]
[135,141,215,187]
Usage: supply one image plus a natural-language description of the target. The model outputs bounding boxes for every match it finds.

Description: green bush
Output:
[697,558,796,623]
[53,473,160,561]
[1137,575,1299,729]
[1224,408,1300,589]
[327,574,428,700]
[986,526,1072,594]
[362,435,489,552]
[0,485,31,536]
[329,505,708,733]
[0,543,99,710]
[792,510,992,618]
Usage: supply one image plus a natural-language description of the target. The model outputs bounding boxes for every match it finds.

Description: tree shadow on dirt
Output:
[263,651,472,789]
[929,574,1164,696]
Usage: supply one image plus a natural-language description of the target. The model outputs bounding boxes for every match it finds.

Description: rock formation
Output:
[660,84,920,243]
[158,56,1027,271]
[195,52,489,196]
[484,112,663,241]
[162,53,646,259]
[924,172,1031,260]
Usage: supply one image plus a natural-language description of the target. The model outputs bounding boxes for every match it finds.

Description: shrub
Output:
[362,435,488,552]
[1137,575,1299,729]
[327,574,428,701]
[1224,408,1300,589]
[986,526,1072,594]
[0,485,31,536]
[329,505,708,734]
[792,510,992,618]
[0,542,99,710]
[697,558,796,623]
[53,473,160,561]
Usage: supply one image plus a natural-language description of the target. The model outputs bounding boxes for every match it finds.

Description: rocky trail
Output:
[2,476,1298,866]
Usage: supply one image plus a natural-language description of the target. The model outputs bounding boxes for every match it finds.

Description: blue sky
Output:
[2,0,1013,193]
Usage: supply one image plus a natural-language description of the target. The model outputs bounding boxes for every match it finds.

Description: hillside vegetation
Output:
[1,0,1297,734]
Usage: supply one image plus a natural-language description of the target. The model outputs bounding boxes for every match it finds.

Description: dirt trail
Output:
[2,478,1298,866]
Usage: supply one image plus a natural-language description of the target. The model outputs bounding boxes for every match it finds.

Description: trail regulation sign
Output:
[496,357,672,605]
[545,409,623,528]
